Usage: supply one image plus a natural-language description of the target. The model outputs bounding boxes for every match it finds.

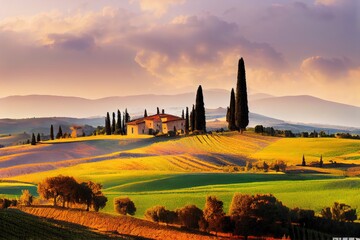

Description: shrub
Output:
[321,202,357,222]
[176,205,203,229]
[20,189,33,206]
[145,205,177,224]
[114,197,136,215]
[0,198,11,209]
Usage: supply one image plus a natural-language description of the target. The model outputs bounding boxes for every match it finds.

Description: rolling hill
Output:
[1,91,359,129]
[251,95,360,128]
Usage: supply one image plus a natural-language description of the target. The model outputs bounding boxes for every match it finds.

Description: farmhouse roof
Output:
[127,114,183,125]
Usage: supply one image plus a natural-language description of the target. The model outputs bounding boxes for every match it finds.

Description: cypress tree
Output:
[157,107,160,115]
[162,109,165,114]
[31,133,36,145]
[227,88,236,131]
[112,112,116,134]
[319,155,323,168]
[185,107,189,135]
[182,110,184,119]
[105,112,111,135]
[302,155,306,166]
[50,125,54,140]
[116,109,122,135]
[144,109,148,117]
[37,133,41,142]
[235,58,249,133]
[190,105,195,132]
[195,85,206,132]
[56,126,63,139]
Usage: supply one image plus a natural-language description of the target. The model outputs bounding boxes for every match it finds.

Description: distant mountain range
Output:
[0,90,359,128]
[1,109,359,136]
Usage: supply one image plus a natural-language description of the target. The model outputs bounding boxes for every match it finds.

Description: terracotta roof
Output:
[127,114,183,125]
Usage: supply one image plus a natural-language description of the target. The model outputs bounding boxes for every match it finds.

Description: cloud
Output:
[131,15,285,89]
[47,33,95,51]
[132,0,185,17]
[301,56,352,80]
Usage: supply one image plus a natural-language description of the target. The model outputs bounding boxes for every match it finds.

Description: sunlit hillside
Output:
[1,132,359,219]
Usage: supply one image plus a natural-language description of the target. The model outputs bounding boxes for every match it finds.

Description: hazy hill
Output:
[1,91,359,128]
[0,89,231,119]
[251,95,360,128]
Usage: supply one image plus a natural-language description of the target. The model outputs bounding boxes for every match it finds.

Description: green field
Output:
[1,133,359,219]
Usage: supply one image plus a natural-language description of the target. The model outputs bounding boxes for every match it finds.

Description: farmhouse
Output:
[127,113,185,136]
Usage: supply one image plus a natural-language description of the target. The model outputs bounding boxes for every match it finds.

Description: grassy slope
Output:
[1,133,360,219]
[0,208,125,239]
[251,137,360,165]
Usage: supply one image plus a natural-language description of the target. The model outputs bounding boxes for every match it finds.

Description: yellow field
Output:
[251,137,360,165]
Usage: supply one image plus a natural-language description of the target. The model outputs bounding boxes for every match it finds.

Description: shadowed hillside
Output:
[0,208,128,239]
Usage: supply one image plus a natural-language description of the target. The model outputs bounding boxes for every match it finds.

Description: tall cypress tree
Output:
[162,109,165,114]
[37,133,41,142]
[31,133,36,145]
[185,107,189,135]
[105,112,111,135]
[302,155,306,166]
[195,85,206,132]
[190,105,195,132]
[181,110,185,119]
[227,88,236,131]
[56,126,63,139]
[112,112,116,134]
[144,109,148,117]
[50,125,54,140]
[116,109,122,134]
[235,58,249,133]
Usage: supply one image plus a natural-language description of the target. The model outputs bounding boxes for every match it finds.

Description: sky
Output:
[0,0,359,106]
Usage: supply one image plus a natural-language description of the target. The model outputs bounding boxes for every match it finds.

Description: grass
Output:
[1,133,359,220]
[0,208,125,239]
[101,173,360,218]
[251,137,360,165]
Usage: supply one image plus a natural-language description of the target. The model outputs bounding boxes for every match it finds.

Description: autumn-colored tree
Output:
[176,205,203,229]
[321,202,357,222]
[20,189,33,206]
[145,205,177,225]
[229,193,289,238]
[37,175,77,207]
[114,197,136,215]
[203,196,225,233]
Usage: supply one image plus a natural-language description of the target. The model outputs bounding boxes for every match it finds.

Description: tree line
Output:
[37,175,107,211]
[114,194,358,239]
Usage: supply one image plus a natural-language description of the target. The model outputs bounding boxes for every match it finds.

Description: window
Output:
[142,128,145,133]
[131,127,134,134]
